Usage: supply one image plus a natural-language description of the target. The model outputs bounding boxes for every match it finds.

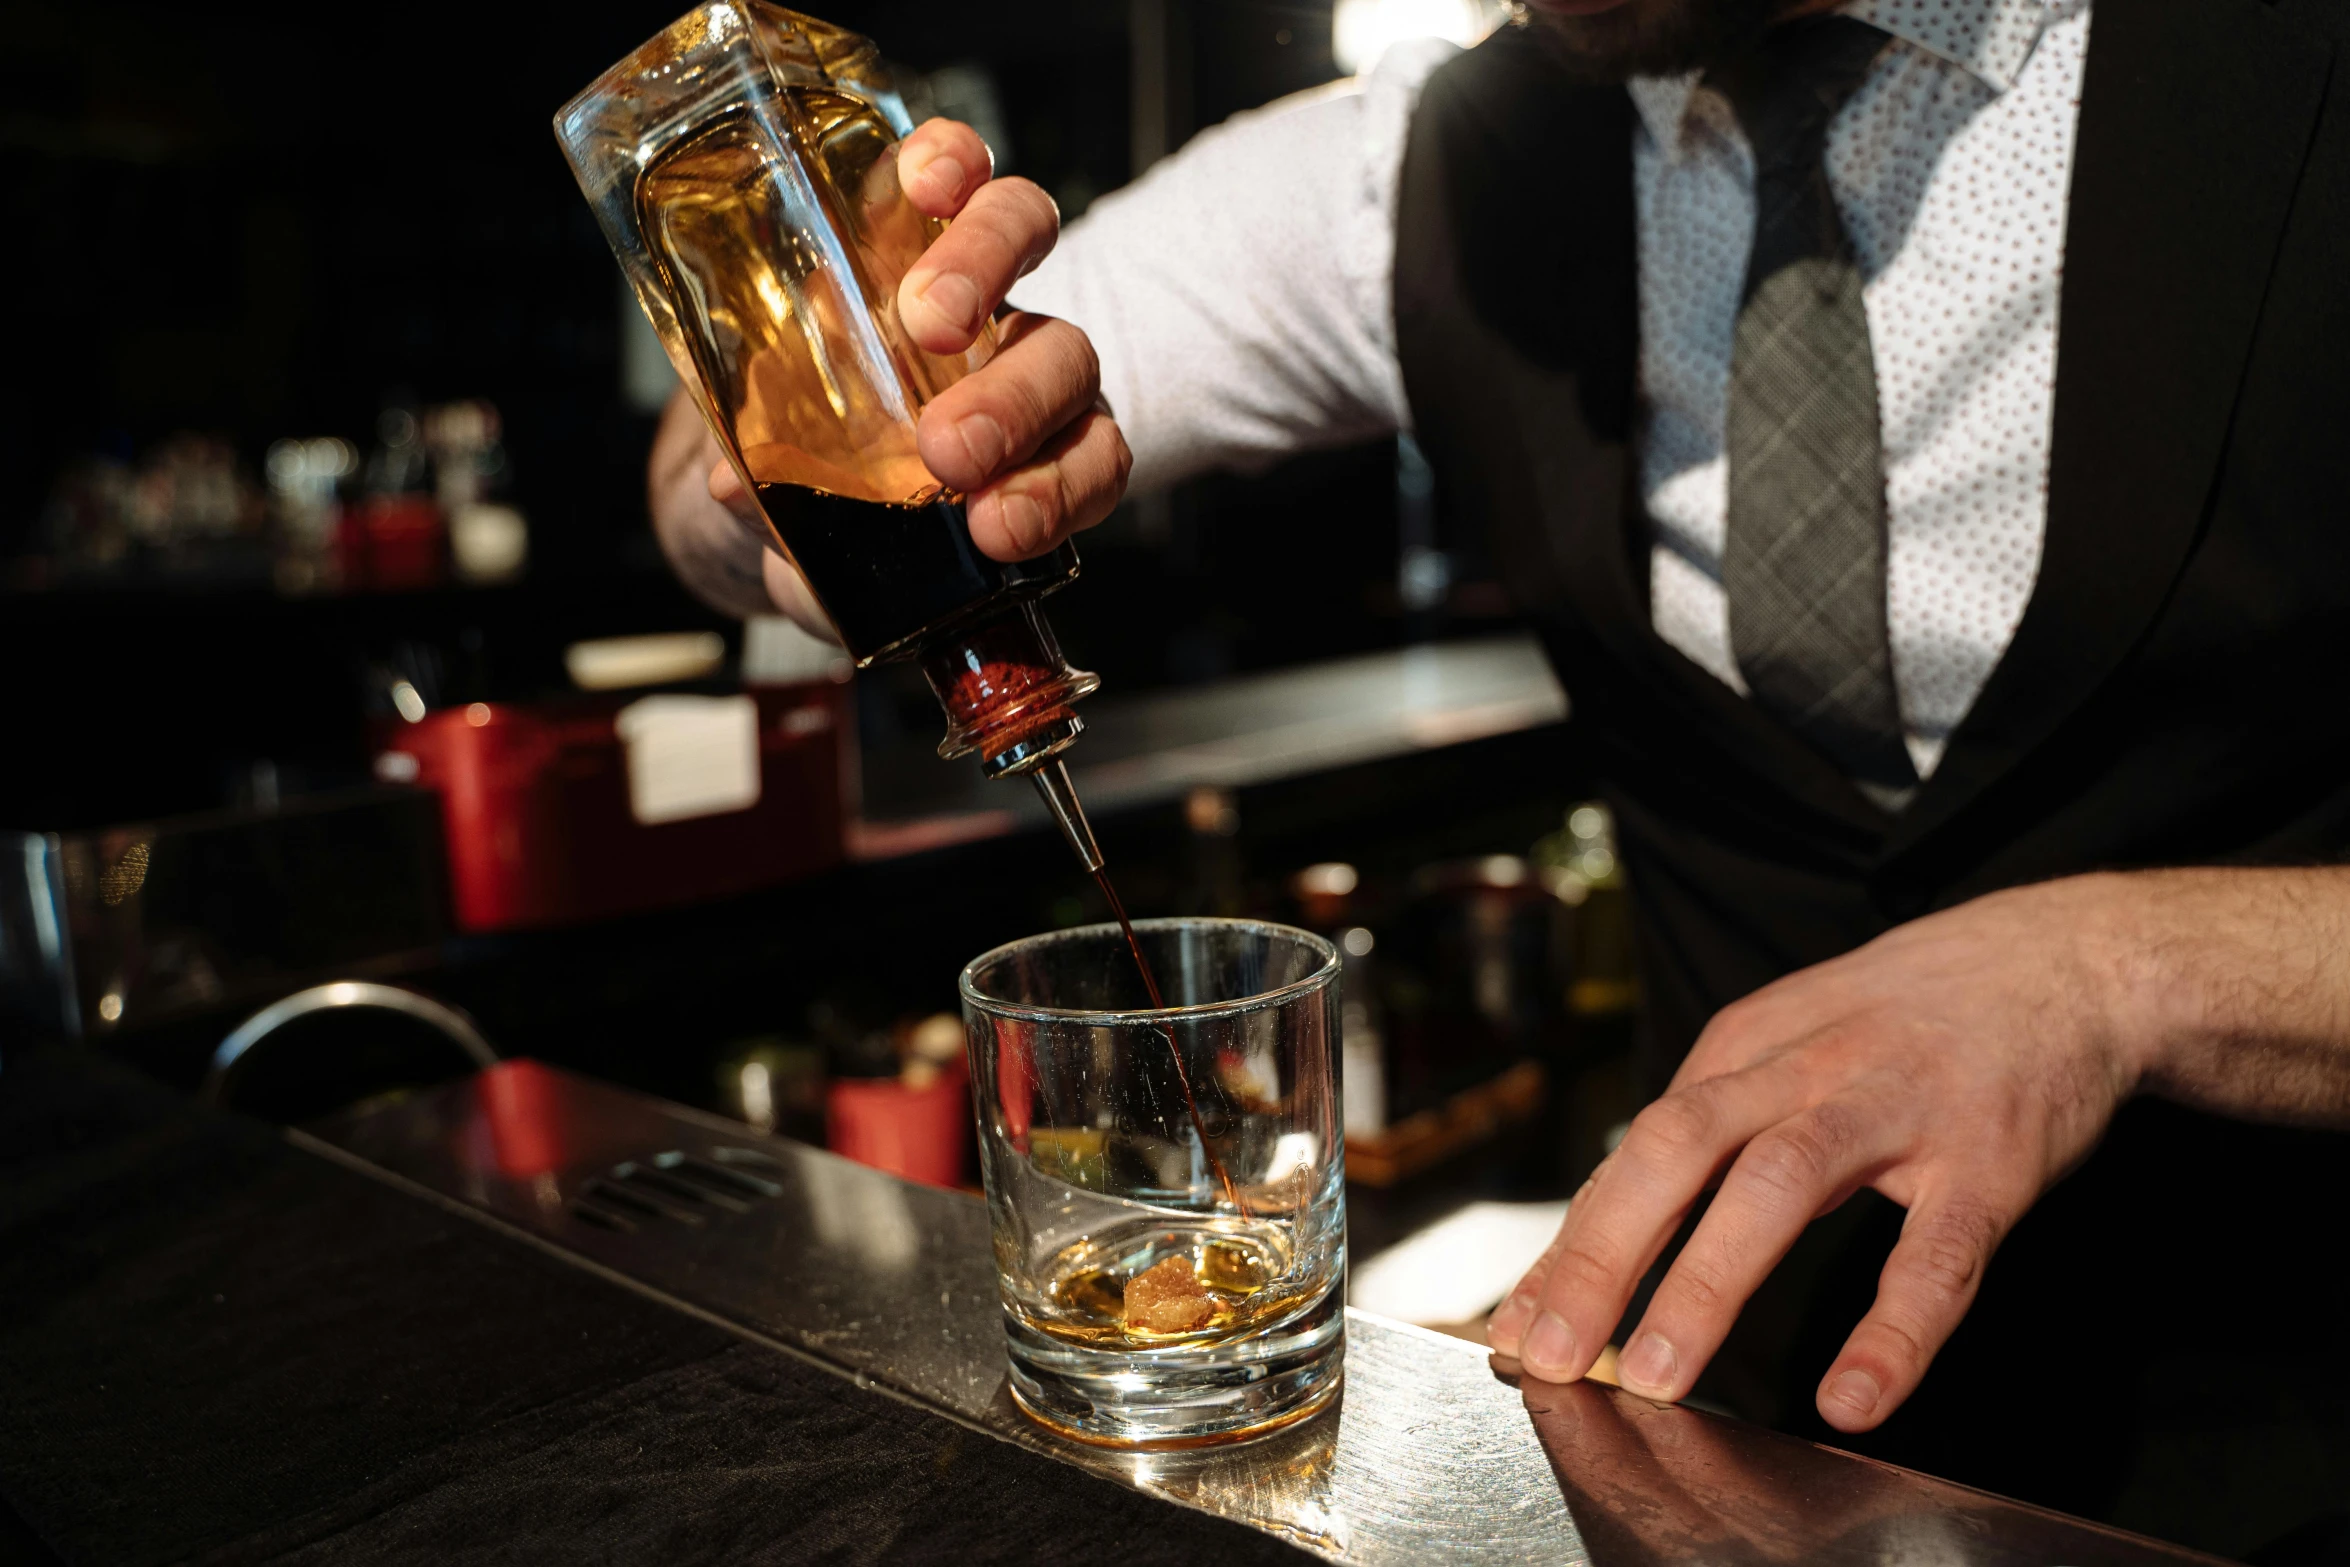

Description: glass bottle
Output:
[556,3,1102,863]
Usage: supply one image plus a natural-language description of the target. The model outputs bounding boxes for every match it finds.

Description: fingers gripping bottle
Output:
[557,3,1105,868]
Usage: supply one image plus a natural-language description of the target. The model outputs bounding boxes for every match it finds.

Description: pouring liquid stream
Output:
[1090,868,1252,1219]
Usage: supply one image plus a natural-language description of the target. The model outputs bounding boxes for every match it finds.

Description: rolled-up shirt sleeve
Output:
[1009,39,1454,496]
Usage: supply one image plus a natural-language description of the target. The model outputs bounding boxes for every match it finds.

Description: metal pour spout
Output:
[1030,759,1105,873]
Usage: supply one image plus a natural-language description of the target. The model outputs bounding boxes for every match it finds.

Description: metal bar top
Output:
[303,1063,2225,1566]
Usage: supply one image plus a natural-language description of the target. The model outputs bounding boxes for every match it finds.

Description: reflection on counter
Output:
[1506,1372,2216,1567]
[302,1062,2224,1567]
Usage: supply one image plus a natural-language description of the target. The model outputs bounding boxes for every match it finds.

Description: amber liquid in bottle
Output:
[638,84,1232,1219]
[640,94,1079,666]
[749,482,1077,664]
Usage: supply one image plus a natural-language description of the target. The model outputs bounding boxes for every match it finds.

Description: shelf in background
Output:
[851,633,1570,857]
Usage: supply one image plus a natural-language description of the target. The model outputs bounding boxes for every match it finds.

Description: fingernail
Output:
[951,413,1006,477]
[1521,1311,1579,1380]
[909,152,967,206]
[1824,1368,1881,1422]
[913,271,981,334]
[1619,1331,1678,1397]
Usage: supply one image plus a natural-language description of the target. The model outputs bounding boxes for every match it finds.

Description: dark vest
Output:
[1395,0,2350,1082]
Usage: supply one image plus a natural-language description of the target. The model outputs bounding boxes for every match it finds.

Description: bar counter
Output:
[0,1047,2230,1565]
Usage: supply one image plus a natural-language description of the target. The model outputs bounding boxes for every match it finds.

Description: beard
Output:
[1521,0,1785,82]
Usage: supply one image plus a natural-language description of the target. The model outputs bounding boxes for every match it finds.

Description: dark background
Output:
[0,0,1570,1160]
[0,0,1484,833]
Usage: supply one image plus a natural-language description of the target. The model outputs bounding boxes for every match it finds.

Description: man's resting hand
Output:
[1487,867,2350,1433]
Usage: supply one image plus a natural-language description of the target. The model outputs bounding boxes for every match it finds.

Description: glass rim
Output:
[958,916,1339,1025]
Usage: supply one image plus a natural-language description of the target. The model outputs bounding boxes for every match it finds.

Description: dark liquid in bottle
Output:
[753,482,1076,664]
[1092,868,1251,1217]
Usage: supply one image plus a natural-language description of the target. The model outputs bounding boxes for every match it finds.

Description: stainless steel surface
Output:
[205,981,498,1105]
[1067,636,1568,812]
[303,1065,2229,1566]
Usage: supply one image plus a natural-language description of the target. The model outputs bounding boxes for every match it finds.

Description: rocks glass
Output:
[959,918,1348,1447]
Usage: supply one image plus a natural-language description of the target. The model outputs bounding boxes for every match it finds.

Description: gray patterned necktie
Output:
[1713,17,1915,793]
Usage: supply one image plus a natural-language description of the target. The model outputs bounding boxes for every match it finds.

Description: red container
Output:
[826,1060,971,1189]
[376,682,851,932]
[341,495,446,590]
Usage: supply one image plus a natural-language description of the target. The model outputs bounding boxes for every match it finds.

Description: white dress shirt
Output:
[1012,0,2091,779]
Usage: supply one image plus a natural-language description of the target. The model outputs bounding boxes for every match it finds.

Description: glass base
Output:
[1002,1284,1345,1449]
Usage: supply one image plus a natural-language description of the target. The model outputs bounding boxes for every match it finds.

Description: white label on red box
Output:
[614,694,761,825]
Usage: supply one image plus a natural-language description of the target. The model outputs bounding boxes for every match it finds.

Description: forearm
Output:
[647,388,778,620]
[1008,48,1437,495]
[2096,866,2350,1128]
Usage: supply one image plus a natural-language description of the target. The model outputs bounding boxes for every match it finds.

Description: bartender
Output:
[652,0,2350,1508]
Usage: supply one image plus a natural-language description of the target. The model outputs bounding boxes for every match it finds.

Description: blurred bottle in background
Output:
[426,399,528,586]
[1292,861,1387,1139]
[266,436,358,595]
[1181,786,1246,916]
[35,436,268,586]
[717,1035,828,1144]
[1530,802,1638,1036]
[348,406,443,591]
[1529,801,1642,1187]
[27,399,521,597]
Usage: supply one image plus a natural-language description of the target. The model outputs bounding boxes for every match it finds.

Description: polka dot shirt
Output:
[1635,0,2088,778]
[1016,0,2091,779]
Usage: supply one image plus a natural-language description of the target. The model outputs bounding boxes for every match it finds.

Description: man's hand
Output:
[647,118,1130,631]
[1487,868,2350,1434]
[890,120,1130,561]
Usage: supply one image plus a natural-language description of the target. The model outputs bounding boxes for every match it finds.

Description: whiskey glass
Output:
[960,918,1348,1448]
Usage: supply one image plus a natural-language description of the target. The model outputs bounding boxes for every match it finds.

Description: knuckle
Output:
[1735,1101,1862,1206]
[1661,1255,1731,1318]
[919,116,986,158]
[945,197,1021,268]
[1693,993,1772,1063]
[1054,319,1102,391]
[1108,423,1134,489]
[1038,336,1093,418]
[1856,1311,1933,1376]
[1537,1243,1617,1306]
[999,176,1060,234]
[1908,1235,1979,1305]
[982,188,1055,267]
[1903,1203,2002,1304]
[1000,373,1054,446]
[1806,1097,1868,1154]
[1503,1257,1554,1310]
[1738,1125,1834,1205]
[1702,995,1760,1046]
[1630,1092,1715,1164]
[1049,463,1083,532]
[1024,476,1069,540]
[1059,427,1122,526]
